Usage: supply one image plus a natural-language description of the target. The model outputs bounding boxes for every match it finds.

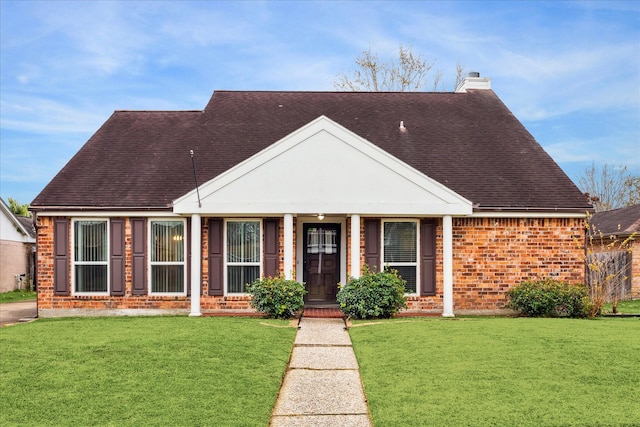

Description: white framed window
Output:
[149,219,186,295]
[382,220,419,294]
[225,220,261,294]
[72,219,109,295]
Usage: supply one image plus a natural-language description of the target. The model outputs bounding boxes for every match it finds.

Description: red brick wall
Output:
[448,217,585,311]
[36,215,586,313]
[349,217,586,312]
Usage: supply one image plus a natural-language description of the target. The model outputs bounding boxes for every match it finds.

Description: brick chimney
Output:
[455,72,492,93]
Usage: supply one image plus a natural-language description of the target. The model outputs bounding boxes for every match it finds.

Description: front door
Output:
[303,223,340,303]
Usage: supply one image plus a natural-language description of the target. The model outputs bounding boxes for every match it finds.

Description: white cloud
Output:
[0,95,106,135]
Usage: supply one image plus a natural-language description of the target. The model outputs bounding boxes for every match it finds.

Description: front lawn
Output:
[350,317,640,427]
[0,316,296,426]
[602,299,640,314]
[0,289,36,303]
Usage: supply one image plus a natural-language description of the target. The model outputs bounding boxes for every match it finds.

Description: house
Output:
[588,204,640,300]
[0,197,36,292]
[30,75,593,317]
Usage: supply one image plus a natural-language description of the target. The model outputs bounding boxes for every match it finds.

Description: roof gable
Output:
[173,116,472,215]
[0,198,35,242]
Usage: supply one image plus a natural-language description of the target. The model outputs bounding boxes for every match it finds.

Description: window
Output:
[150,220,186,294]
[73,219,108,294]
[383,221,418,293]
[226,220,261,293]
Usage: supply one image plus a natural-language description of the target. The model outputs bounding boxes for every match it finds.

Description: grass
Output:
[602,299,640,314]
[0,289,37,303]
[0,316,296,426]
[349,317,640,427]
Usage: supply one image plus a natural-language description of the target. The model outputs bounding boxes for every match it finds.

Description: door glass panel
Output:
[307,228,337,254]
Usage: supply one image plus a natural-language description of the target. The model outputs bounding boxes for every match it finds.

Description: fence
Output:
[586,251,633,302]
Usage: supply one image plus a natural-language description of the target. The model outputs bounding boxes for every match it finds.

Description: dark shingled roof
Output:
[16,216,36,239]
[590,204,640,237]
[31,90,592,212]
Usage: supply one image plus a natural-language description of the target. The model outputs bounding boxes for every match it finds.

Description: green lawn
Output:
[0,316,296,426]
[350,317,640,427]
[602,299,640,314]
[0,289,36,303]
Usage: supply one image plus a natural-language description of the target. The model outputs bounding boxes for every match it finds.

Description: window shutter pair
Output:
[363,218,436,296]
[53,218,128,296]
[208,218,279,296]
[131,218,193,296]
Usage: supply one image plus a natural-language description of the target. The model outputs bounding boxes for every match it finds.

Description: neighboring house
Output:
[0,198,36,292]
[588,204,640,300]
[30,75,593,317]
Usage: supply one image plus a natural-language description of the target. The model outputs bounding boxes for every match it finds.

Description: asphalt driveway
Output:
[0,300,37,327]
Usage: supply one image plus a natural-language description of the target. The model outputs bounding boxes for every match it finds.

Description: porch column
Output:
[350,214,360,278]
[189,213,202,317]
[284,214,294,279]
[442,215,454,317]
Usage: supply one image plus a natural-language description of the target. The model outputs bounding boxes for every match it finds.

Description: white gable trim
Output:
[173,116,472,216]
[0,198,35,243]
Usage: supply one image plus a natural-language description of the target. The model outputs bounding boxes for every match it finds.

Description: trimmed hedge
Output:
[506,279,591,318]
[337,267,407,319]
[247,276,306,319]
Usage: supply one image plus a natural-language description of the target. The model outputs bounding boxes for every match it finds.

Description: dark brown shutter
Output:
[53,218,70,295]
[110,219,125,296]
[420,219,436,296]
[131,218,147,295]
[208,218,224,296]
[263,218,279,278]
[364,219,380,272]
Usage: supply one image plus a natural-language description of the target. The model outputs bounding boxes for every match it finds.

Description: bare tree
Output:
[579,163,640,212]
[334,45,465,92]
[585,213,636,314]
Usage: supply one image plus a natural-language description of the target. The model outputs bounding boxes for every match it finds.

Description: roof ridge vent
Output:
[455,72,491,93]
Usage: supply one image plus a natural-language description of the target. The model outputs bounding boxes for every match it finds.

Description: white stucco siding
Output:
[0,210,31,242]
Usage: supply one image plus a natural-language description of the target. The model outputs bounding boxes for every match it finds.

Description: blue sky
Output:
[1,0,639,205]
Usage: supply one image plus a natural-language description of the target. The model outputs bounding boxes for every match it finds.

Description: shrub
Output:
[247,276,306,319]
[337,266,407,319]
[506,279,591,318]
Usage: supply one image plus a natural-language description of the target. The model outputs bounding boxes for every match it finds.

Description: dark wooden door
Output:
[303,224,340,303]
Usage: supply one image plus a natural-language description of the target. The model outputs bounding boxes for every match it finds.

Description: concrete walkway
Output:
[0,300,37,327]
[270,318,372,427]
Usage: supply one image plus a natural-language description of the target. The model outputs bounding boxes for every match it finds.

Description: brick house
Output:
[30,75,592,317]
[588,204,640,300]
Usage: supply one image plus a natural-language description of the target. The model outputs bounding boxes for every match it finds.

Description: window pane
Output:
[390,266,417,294]
[75,265,108,292]
[384,222,416,262]
[307,228,337,254]
[74,221,107,262]
[151,221,184,262]
[227,266,260,293]
[227,222,260,262]
[151,265,184,293]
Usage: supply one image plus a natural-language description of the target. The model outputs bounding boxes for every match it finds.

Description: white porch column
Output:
[350,214,361,278]
[189,213,202,317]
[284,214,294,279]
[442,215,454,317]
